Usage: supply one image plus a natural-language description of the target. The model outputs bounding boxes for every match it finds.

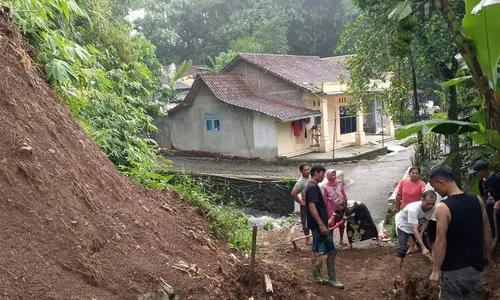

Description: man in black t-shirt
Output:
[305,165,344,289]
[429,165,491,299]
[470,160,500,237]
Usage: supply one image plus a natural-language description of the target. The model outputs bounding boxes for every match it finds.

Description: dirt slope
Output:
[0,9,261,300]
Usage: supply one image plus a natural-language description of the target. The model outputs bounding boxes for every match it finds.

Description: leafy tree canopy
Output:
[135,0,358,64]
[5,0,169,175]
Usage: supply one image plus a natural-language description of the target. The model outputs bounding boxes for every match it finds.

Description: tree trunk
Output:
[411,59,424,164]
[491,100,500,133]
[447,81,462,187]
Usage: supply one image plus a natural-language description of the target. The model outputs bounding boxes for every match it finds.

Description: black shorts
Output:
[300,205,308,231]
[427,220,437,245]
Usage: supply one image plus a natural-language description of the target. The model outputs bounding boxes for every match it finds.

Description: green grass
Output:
[385,209,397,239]
[173,176,252,253]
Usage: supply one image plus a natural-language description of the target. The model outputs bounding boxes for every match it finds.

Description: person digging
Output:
[395,190,437,270]
[305,165,344,289]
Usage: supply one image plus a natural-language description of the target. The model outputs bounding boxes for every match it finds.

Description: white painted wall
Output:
[253,112,278,151]
[154,84,279,159]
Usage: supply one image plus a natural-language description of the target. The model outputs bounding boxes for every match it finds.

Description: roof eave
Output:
[279,111,322,122]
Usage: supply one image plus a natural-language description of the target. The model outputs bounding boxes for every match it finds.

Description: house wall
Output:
[156,85,279,159]
[227,61,305,107]
[253,112,278,153]
[276,120,313,156]
[313,94,357,148]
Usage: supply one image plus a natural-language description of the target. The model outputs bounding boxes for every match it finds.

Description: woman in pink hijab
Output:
[323,169,348,245]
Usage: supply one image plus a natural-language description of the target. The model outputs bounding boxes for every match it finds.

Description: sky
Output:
[125,9,145,22]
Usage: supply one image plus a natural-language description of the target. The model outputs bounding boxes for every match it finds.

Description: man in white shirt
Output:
[424,182,446,246]
[396,190,437,269]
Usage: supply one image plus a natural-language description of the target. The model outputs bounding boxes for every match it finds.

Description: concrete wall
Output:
[228,61,305,107]
[276,120,313,156]
[253,112,278,154]
[156,84,279,159]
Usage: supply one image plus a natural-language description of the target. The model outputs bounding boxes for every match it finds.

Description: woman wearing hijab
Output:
[323,169,348,245]
[329,198,379,249]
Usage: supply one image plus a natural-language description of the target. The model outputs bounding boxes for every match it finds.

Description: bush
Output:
[385,209,397,239]
[263,221,275,231]
[402,136,418,147]
[174,176,252,253]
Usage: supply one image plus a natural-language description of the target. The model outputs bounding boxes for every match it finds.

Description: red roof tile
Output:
[222,53,351,92]
[175,74,321,122]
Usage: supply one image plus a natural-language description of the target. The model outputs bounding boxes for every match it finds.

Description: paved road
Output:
[170,147,413,222]
[341,147,412,223]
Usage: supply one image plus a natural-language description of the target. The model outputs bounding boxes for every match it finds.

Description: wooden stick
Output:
[264,273,273,293]
[248,225,258,296]
[291,228,337,249]
[491,208,499,257]
[291,234,312,249]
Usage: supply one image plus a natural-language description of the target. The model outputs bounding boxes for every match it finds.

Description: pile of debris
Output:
[0,8,302,300]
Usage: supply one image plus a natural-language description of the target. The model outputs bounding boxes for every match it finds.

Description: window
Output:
[314,116,322,125]
[204,113,220,131]
[340,106,357,134]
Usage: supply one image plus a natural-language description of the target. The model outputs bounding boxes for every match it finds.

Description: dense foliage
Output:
[3,0,253,252]
[4,0,166,170]
[134,0,358,64]
[392,0,500,186]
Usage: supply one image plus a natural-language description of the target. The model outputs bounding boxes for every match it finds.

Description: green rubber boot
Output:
[326,258,345,289]
[312,258,325,284]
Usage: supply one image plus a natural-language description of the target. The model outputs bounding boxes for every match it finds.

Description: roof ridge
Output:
[321,54,355,59]
[238,53,321,59]
[198,73,242,77]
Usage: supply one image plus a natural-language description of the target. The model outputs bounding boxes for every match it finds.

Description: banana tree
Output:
[162,60,193,100]
[390,0,500,130]
[436,0,500,131]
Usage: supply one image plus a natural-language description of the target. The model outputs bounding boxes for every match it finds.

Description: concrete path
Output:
[341,146,412,223]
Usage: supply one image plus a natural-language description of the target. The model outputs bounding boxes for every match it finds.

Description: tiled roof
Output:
[222,53,351,92]
[174,74,321,122]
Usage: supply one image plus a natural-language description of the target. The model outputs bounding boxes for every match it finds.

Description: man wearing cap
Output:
[470,160,500,237]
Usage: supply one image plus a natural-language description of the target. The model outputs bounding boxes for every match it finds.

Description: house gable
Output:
[225,60,305,107]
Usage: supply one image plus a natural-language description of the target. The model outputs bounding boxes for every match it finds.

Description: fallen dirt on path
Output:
[0,11,305,300]
[258,225,500,300]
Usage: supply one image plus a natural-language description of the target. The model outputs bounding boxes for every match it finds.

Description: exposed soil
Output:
[0,10,297,300]
[2,8,499,300]
[258,224,500,300]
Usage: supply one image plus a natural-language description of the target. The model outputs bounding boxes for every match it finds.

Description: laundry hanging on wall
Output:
[292,120,302,137]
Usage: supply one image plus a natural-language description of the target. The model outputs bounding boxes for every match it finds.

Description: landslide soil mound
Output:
[0,8,300,300]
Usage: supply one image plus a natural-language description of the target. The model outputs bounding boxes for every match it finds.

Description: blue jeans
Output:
[312,229,337,255]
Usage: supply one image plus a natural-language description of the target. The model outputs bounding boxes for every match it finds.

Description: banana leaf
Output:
[396,119,481,139]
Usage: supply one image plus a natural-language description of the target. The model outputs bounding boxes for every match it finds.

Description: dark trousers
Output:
[396,228,416,258]
[486,204,500,237]
[427,220,437,245]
